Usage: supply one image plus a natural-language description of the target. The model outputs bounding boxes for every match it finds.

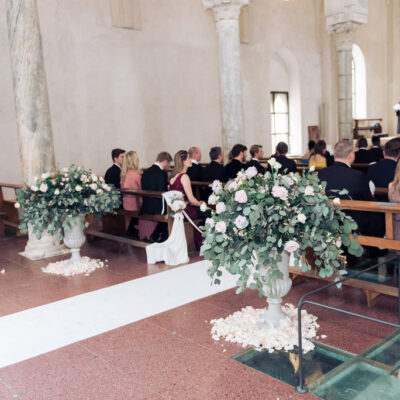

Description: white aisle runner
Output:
[0,260,237,369]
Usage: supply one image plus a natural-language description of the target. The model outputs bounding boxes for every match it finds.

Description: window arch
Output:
[352,44,367,119]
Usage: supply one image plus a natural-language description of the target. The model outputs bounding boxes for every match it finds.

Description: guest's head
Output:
[314,140,327,156]
[334,139,355,165]
[357,137,368,149]
[231,144,247,162]
[172,150,191,177]
[188,146,201,162]
[308,140,316,151]
[250,144,264,159]
[111,148,126,166]
[276,142,288,156]
[121,151,139,180]
[209,146,224,164]
[371,136,381,147]
[384,138,400,160]
[156,151,173,170]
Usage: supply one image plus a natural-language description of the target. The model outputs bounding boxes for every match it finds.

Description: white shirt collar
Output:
[359,147,368,150]
[252,158,259,161]
[154,162,163,170]
[113,163,121,169]
[191,159,198,165]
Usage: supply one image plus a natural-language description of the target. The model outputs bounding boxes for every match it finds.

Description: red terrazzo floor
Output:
[0,232,398,399]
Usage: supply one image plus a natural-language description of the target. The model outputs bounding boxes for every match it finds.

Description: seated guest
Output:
[369,136,384,162]
[202,146,226,200]
[186,146,203,181]
[318,140,384,238]
[270,142,297,174]
[169,150,205,250]
[105,148,125,188]
[354,137,373,164]
[302,140,315,161]
[246,144,265,174]
[388,162,400,242]
[367,138,400,201]
[225,144,247,180]
[120,151,141,238]
[140,151,172,242]
[309,140,327,169]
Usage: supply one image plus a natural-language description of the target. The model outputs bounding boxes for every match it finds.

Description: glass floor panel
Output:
[311,360,400,400]
[232,342,353,388]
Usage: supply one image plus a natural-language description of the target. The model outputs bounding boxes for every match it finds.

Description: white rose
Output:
[297,213,306,224]
[97,188,103,194]
[268,158,282,170]
[208,193,219,205]
[216,202,226,214]
[54,189,60,195]
[284,240,300,253]
[205,218,215,228]
[234,215,247,229]
[336,239,342,248]
[75,185,82,192]
[14,202,20,209]
[90,183,97,191]
[333,197,341,205]
[211,180,222,195]
[234,190,248,203]
[31,185,38,192]
[245,166,258,179]
[309,165,316,172]
[41,172,50,179]
[40,183,48,192]
[102,184,111,192]
[80,174,88,182]
[304,185,315,196]
[215,221,227,233]
[200,202,207,212]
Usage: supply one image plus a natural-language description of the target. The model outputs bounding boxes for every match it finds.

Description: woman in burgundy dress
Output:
[169,150,205,250]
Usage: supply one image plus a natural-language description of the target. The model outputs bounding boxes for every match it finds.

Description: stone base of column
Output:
[19,226,70,261]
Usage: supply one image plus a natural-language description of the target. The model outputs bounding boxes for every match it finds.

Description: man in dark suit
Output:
[354,137,373,164]
[187,146,203,182]
[246,144,265,174]
[202,146,226,200]
[104,148,126,188]
[368,136,384,163]
[367,138,400,201]
[140,151,172,242]
[224,144,247,180]
[269,142,297,174]
[318,140,383,239]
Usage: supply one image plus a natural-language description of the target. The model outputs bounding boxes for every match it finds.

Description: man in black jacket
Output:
[368,136,384,163]
[367,138,400,201]
[354,137,373,164]
[246,144,265,175]
[269,142,296,174]
[202,146,226,200]
[104,148,126,188]
[187,146,203,182]
[224,144,247,180]
[140,151,172,242]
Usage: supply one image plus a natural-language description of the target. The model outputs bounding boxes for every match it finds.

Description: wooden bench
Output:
[0,182,24,236]
[290,199,400,306]
[0,211,6,238]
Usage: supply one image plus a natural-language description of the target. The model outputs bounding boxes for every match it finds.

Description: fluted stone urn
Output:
[63,216,86,264]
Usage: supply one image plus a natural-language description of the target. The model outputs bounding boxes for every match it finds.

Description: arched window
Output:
[352,44,367,119]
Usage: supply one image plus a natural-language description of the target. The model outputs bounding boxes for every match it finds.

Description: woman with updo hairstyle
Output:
[120,150,141,237]
[169,150,205,249]
[308,140,327,169]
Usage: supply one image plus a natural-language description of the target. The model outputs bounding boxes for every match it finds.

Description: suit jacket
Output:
[202,161,226,183]
[246,159,265,175]
[268,155,297,175]
[187,163,203,182]
[367,158,397,201]
[225,159,246,180]
[368,147,384,163]
[325,151,334,167]
[104,164,121,189]
[318,162,383,236]
[140,164,168,214]
[354,149,373,164]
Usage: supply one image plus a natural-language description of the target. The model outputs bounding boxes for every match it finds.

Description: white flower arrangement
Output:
[393,103,400,112]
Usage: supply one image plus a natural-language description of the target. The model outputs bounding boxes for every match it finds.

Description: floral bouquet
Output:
[167,191,187,217]
[16,165,121,239]
[201,161,363,296]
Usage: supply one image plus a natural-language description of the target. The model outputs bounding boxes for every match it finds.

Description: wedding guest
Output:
[203,146,226,182]
[246,144,265,174]
[225,144,247,180]
[140,151,172,242]
[120,151,141,238]
[368,136,384,162]
[302,140,315,161]
[367,138,400,201]
[388,162,400,242]
[354,137,373,164]
[105,148,126,188]
[187,146,203,182]
[269,142,297,174]
[309,140,327,169]
[169,150,205,250]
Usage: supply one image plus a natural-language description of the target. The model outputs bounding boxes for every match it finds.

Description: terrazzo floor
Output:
[0,233,398,399]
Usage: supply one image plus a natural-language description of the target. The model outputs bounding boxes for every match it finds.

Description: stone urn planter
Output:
[63,216,86,264]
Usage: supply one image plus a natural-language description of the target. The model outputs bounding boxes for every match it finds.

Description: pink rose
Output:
[208,194,219,205]
[272,185,288,201]
[284,240,300,253]
[234,190,248,203]
[228,181,238,192]
[304,186,314,196]
[215,221,227,233]
[216,202,226,214]
[245,166,258,179]
[234,215,247,229]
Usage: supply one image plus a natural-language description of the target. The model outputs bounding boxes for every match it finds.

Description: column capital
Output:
[329,21,359,50]
[202,0,249,22]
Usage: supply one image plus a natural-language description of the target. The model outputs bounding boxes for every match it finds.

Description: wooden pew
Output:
[290,199,400,306]
[0,182,24,235]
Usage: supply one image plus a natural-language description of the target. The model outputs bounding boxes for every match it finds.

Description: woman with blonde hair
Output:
[169,150,205,249]
[120,150,141,237]
[388,162,400,241]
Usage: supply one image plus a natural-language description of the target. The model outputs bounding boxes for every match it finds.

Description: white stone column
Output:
[6,0,68,260]
[202,0,248,159]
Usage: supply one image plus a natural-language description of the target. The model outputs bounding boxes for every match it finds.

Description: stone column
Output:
[202,0,248,159]
[6,0,68,260]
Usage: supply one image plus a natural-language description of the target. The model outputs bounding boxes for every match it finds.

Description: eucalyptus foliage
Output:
[200,162,363,296]
[16,165,121,239]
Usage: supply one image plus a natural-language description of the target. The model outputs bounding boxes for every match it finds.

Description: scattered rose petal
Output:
[0,269,5,274]
[42,257,107,276]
